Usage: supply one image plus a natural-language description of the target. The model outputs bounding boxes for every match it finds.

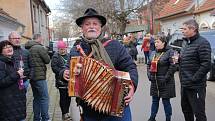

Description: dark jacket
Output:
[179,33,211,89]
[51,52,68,88]
[124,42,138,56]
[0,55,26,121]
[60,38,138,117]
[25,40,50,81]
[147,46,177,98]
[12,46,31,81]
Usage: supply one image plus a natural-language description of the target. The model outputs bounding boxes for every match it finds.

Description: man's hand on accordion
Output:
[74,63,82,75]
[124,82,135,106]
[63,69,70,81]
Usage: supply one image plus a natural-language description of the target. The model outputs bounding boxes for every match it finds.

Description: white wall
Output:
[0,20,19,41]
[31,2,49,46]
[160,15,193,35]
[197,11,215,29]
[160,11,215,35]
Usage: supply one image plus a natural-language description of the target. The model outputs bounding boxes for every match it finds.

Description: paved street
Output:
[26,64,215,121]
[131,64,215,121]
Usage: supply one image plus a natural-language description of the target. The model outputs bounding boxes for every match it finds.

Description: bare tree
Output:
[53,18,71,39]
[54,0,146,36]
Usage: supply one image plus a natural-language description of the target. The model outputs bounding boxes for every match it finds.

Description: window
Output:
[198,0,204,5]
[200,23,209,30]
[33,5,37,23]
[212,22,215,29]
[40,10,43,26]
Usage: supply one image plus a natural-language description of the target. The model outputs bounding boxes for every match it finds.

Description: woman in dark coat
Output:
[0,40,26,121]
[51,41,72,121]
[147,35,177,121]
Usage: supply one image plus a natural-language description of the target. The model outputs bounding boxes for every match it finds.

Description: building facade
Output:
[156,0,215,35]
[0,0,50,45]
[0,8,25,41]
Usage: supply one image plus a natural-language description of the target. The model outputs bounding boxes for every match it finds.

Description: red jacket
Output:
[141,38,150,52]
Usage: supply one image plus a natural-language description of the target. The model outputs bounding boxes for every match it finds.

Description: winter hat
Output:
[57,41,67,49]
[76,8,106,27]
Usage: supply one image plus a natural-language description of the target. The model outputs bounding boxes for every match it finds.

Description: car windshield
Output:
[200,31,215,49]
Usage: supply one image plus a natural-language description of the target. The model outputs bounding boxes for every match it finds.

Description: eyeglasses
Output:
[9,38,21,40]
[3,45,13,49]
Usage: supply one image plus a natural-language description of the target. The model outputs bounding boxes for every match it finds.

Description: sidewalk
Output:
[26,66,62,121]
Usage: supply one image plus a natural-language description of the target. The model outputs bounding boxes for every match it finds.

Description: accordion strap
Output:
[76,45,93,57]
[102,39,112,47]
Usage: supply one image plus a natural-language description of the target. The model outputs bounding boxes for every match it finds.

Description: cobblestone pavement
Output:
[26,65,62,121]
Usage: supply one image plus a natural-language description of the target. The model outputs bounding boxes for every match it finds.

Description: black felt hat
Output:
[76,8,106,27]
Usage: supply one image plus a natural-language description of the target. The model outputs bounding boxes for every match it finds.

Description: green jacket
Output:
[25,40,50,81]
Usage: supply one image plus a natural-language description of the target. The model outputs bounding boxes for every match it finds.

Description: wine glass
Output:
[18,60,26,78]
[172,51,179,64]
[18,60,25,90]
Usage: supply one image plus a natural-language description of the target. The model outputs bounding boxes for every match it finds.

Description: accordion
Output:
[68,56,131,117]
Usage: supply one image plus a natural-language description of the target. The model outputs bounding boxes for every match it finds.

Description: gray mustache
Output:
[87,29,96,32]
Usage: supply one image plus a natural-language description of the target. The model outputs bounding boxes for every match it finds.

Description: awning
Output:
[125,25,148,33]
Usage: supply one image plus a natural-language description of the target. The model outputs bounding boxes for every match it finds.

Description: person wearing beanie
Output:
[51,40,72,121]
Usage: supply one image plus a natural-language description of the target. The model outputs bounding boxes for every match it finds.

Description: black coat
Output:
[124,42,138,56]
[51,52,68,88]
[179,33,211,89]
[147,46,177,98]
[12,46,31,81]
[0,55,26,120]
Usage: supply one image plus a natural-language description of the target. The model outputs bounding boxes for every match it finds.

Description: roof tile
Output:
[158,0,193,19]
[194,0,215,13]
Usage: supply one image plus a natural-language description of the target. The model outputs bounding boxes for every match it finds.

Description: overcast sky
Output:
[44,0,59,10]
[44,0,61,27]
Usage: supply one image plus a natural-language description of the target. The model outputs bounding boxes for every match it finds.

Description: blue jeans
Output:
[83,105,132,121]
[144,51,150,64]
[150,96,172,119]
[24,79,29,90]
[31,80,50,121]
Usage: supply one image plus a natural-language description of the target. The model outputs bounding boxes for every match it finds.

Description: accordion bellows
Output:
[69,56,131,117]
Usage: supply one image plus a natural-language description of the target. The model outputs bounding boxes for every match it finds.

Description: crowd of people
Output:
[0,8,211,121]
[121,32,156,64]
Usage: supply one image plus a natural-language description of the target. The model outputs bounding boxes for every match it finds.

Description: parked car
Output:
[169,29,215,81]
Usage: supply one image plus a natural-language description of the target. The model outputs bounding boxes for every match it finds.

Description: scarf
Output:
[81,35,114,68]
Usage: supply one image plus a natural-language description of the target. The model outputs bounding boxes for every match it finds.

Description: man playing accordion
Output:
[60,8,138,121]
